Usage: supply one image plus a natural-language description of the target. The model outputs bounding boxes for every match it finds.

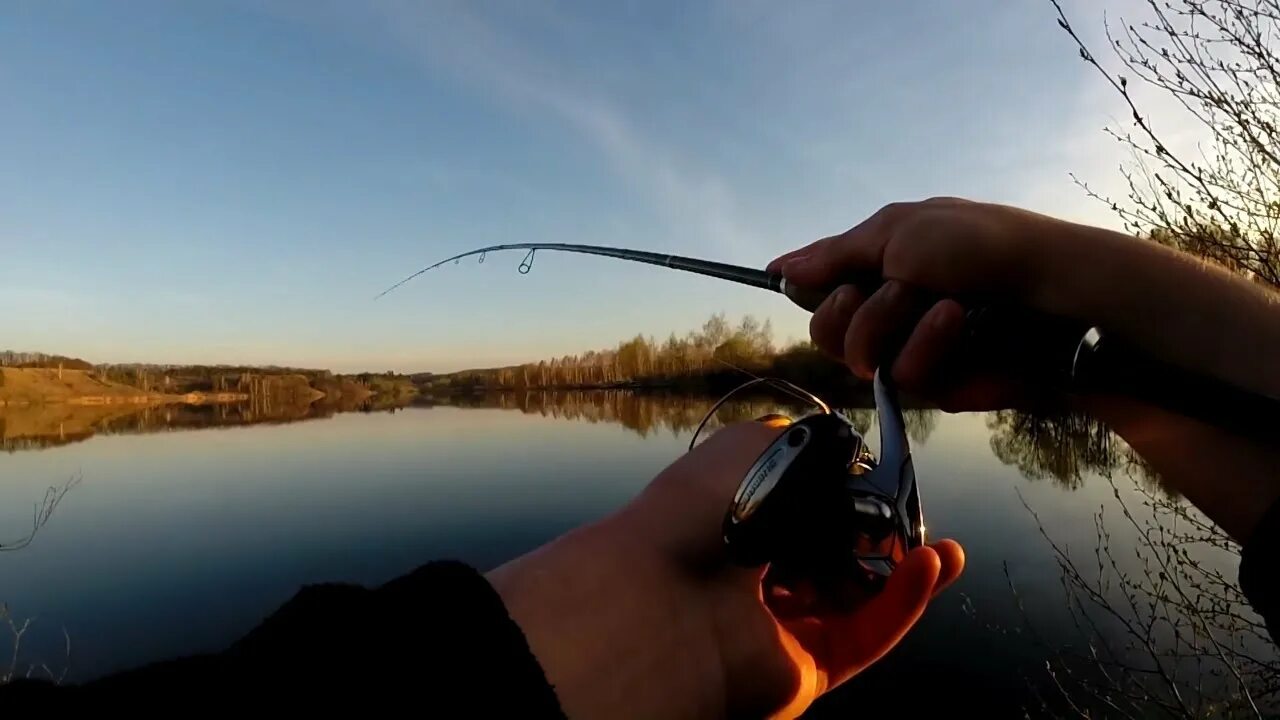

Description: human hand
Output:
[765,197,1280,541]
[768,197,1280,412]
[490,420,963,719]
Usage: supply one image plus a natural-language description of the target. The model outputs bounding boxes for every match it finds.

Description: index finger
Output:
[766,234,838,273]
[774,204,902,289]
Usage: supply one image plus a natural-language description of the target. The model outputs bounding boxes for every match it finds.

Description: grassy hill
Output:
[0,365,417,408]
[0,368,159,406]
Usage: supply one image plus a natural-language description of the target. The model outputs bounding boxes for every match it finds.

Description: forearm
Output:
[1039,224,1280,541]
[1030,220,1280,397]
[1085,395,1280,543]
[24,562,566,712]
[487,518,724,719]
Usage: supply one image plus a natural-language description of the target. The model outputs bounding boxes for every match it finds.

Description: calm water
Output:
[0,394,1224,714]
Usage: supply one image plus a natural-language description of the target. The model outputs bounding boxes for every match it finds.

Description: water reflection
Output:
[0,387,1236,712]
[443,394,1178,504]
[5,390,1132,497]
[0,393,409,453]
[428,390,826,438]
[986,410,1122,490]
[837,407,938,444]
[425,390,947,447]
[1,389,889,455]
[435,393,1152,492]
[984,410,1165,493]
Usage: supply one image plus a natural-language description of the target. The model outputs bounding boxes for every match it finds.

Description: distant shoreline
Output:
[0,392,253,408]
[0,367,253,408]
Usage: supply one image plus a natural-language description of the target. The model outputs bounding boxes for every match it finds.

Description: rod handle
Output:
[781,279,1085,379]
[781,280,1280,440]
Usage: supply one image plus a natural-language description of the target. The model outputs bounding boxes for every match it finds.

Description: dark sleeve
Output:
[3,561,566,716]
[1239,500,1280,645]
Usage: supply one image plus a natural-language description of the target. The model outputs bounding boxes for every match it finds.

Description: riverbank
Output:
[0,367,412,452]
[0,368,201,407]
[0,368,375,408]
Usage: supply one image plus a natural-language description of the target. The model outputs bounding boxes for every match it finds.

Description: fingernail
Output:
[881,279,904,301]
[766,255,796,273]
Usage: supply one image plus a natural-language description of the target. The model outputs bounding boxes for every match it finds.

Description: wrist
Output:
[487,516,727,719]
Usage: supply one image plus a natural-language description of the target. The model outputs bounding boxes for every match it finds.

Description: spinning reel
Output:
[714,369,925,590]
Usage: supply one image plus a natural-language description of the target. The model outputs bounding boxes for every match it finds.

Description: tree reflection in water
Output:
[0,385,1158,496]
[986,410,1125,490]
[980,409,1276,714]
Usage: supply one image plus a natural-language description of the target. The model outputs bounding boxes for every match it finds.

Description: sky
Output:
[2,1,1162,373]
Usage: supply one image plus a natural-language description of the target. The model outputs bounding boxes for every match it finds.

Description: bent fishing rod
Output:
[378,242,1278,440]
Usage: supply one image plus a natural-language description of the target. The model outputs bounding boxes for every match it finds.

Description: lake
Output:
[0,392,1256,715]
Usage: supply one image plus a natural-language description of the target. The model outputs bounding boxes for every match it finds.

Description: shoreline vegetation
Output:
[0,354,422,453]
[1,313,856,406]
[418,313,858,397]
[0,356,416,409]
[0,313,866,452]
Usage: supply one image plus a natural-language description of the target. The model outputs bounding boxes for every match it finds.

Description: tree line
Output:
[0,350,419,405]
[423,313,850,392]
[0,352,93,370]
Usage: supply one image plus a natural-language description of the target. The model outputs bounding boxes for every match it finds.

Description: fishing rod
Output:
[378,242,1279,440]
[374,242,787,301]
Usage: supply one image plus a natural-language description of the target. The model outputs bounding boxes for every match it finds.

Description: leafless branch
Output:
[0,474,82,553]
[1050,0,1280,287]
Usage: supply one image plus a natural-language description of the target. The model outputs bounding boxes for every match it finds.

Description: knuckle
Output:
[808,307,825,340]
[842,326,873,378]
[809,233,841,259]
[875,201,911,220]
[809,320,842,359]
[882,221,925,277]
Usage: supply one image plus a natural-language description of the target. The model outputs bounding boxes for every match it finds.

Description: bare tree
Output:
[1,474,80,685]
[1014,478,1276,718]
[978,409,1278,716]
[1,606,70,685]
[1002,5,1280,709]
[987,411,1123,490]
[1051,0,1280,288]
[0,474,81,553]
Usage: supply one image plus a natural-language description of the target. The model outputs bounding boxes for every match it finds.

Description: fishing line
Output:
[688,377,830,450]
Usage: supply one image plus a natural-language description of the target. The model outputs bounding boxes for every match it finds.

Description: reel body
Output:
[722,370,925,589]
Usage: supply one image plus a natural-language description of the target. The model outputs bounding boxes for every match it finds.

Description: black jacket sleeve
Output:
[2,561,566,716]
[1239,500,1280,645]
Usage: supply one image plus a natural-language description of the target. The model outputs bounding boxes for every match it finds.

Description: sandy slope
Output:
[0,368,163,406]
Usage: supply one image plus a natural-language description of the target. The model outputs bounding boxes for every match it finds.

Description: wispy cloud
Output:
[348,0,761,260]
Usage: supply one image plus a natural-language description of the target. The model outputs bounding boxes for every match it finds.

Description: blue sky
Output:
[3,1,1142,372]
